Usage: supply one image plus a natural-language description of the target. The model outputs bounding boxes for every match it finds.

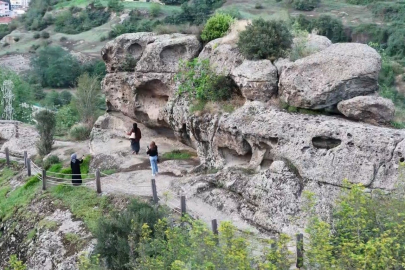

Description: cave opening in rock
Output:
[160,44,187,66]
[134,79,169,124]
[219,140,253,167]
[127,43,143,60]
[400,157,405,163]
[312,136,342,150]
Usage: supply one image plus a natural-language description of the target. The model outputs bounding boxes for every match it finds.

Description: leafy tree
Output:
[164,0,224,25]
[238,19,293,60]
[107,0,124,12]
[175,59,234,101]
[73,73,101,126]
[55,105,79,135]
[201,13,234,42]
[386,28,405,60]
[293,0,320,11]
[310,15,347,42]
[30,46,81,88]
[45,91,62,107]
[150,3,161,18]
[34,110,56,156]
[60,90,72,106]
[81,60,107,79]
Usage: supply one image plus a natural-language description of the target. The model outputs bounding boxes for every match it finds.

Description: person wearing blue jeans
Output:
[147,141,158,177]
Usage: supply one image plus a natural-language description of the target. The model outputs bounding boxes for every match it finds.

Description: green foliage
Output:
[352,23,388,44]
[237,18,293,60]
[55,105,80,135]
[43,155,60,170]
[74,73,102,125]
[60,90,72,106]
[5,255,27,270]
[107,0,124,12]
[69,124,91,141]
[34,110,56,156]
[255,2,263,9]
[18,0,54,31]
[201,13,234,42]
[94,199,167,270]
[30,46,81,88]
[81,60,107,79]
[175,59,234,101]
[54,4,110,34]
[293,0,320,11]
[164,0,224,25]
[162,150,194,160]
[346,0,377,4]
[41,31,50,39]
[386,28,405,60]
[33,32,40,39]
[109,10,157,38]
[64,233,86,250]
[161,0,187,4]
[45,91,62,108]
[369,1,405,23]
[119,54,138,71]
[150,3,161,17]
[0,24,13,40]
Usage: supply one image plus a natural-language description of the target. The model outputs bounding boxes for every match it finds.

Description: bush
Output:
[238,19,293,60]
[293,0,320,11]
[150,3,161,18]
[94,199,166,270]
[201,13,234,42]
[164,0,224,25]
[175,59,234,101]
[60,90,72,105]
[351,23,388,44]
[33,32,41,39]
[45,91,62,107]
[34,110,56,156]
[43,155,60,170]
[55,105,79,134]
[74,73,102,125]
[41,31,50,39]
[255,3,263,9]
[69,124,91,141]
[311,15,347,42]
[161,0,186,4]
[107,0,124,12]
[60,36,67,42]
[386,28,405,60]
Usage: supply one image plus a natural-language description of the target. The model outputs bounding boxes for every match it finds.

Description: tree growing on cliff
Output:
[201,13,234,42]
[35,110,56,156]
[237,19,293,60]
[73,73,101,126]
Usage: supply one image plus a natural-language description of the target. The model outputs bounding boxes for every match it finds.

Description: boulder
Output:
[101,33,201,73]
[274,58,292,75]
[231,60,278,102]
[295,33,332,52]
[337,96,395,124]
[198,38,244,75]
[279,43,381,109]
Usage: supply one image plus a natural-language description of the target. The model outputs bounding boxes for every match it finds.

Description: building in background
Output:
[10,0,30,9]
[0,1,10,17]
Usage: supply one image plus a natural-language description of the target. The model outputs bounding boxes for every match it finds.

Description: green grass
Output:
[101,169,116,176]
[162,150,195,160]
[46,155,92,180]
[38,219,58,231]
[64,232,86,250]
[49,185,112,232]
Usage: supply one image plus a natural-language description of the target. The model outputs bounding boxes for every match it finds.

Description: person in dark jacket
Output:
[146,141,158,177]
[71,153,84,186]
[126,123,142,154]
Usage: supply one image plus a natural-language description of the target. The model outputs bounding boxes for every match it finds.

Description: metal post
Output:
[5,147,10,167]
[27,158,31,176]
[296,233,304,269]
[151,179,158,204]
[23,151,27,168]
[211,219,218,235]
[96,169,102,194]
[181,195,186,216]
[42,170,46,191]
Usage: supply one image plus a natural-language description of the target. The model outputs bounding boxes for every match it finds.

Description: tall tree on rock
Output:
[35,110,56,156]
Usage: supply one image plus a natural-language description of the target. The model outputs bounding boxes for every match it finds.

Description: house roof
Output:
[0,17,12,24]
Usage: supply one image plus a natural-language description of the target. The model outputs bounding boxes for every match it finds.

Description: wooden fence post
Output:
[296,233,304,269]
[151,179,158,204]
[27,158,31,176]
[96,169,102,194]
[181,195,186,216]
[211,219,218,235]
[5,147,10,167]
[24,151,27,168]
[42,170,46,191]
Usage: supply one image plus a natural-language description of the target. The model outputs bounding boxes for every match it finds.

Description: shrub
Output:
[94,199,166,270]
[164,0,224,25]
[33,32,41,39]
[238,19,293,60]
[201,13,234,42]
[43,155,60,170]
[150,3,161,18]
[59,36,67,42]
[60,90,72,106]
[107,0,124,12]
[34,110,56,156]
[310,15,347,42]
[161,0,186,4]
[255,3,263,9]
[74,73,101,125]
[175,59,234,101]
[386,28,405,60]
[293,0,320,11]
[41,31,50,39]
[69,124,91,141]
[55,105,79,134]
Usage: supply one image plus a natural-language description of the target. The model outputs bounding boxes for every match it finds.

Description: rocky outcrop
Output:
[293,33,332,53]
[337,96,395,125]
[0,121,38,157]
[231,60,278,102]
[279,43,381,109]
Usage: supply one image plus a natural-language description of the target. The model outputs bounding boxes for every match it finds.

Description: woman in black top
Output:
[71,153,84,186]
[146,141,158,177]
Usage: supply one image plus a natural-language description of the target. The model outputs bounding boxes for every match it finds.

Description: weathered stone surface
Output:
[167,101,405,190]
[338,96,395,124]
[274,58,292,75]
[293,33,332,53]
[101,32,201,73]
[198,38,244,75]
[279,43,381,109]
[231,60,278,102]
[0,121,39,157]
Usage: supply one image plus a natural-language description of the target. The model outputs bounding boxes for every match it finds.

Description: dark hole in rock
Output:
[312,136,342,150]
[400,157,405,163]
[179,123,192,146]
[160,44,187,66]
[127,43,143,60]
[268,137,279,145]
[219,140,252,166]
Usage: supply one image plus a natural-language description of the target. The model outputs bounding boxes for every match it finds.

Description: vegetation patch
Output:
[201,13,234,42]
[162,150,196,160]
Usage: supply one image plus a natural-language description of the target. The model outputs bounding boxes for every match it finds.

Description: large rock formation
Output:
[279,43,381,109]
[337,96,395,125]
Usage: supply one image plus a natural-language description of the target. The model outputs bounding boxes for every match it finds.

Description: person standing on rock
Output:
[71,153,84,186]
[147,141,159,177]
[127,123,142,155]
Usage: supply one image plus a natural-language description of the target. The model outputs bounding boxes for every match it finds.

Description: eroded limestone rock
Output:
[337,96,395,125]
[279,43,381,109]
